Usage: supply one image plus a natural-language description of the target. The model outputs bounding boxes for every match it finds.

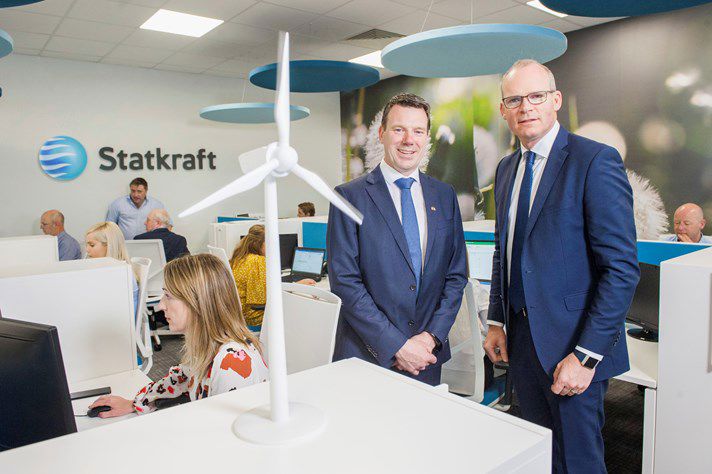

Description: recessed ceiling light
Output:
[140,9,223,37]
[349,51,383,69]
[526,0,568,18]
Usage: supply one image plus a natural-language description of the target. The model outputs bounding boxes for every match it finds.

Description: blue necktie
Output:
[509,151,536,314]
[395,177,422,294]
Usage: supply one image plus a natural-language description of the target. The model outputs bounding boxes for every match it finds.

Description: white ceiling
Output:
[0,0,621,78]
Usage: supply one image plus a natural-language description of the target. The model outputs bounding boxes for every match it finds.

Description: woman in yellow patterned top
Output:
[230,224,315,329]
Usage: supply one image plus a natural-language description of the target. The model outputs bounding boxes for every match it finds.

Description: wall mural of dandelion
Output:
[341,2,712,236]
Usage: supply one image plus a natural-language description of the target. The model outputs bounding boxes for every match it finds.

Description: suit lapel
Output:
[498,150,520,254]
[525,127,570,240]
[421,172,438,270]
[365,167,416,276]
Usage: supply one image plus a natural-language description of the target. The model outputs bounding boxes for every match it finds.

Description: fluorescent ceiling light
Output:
[526,0,568,18]
[141,9,223,37]
[349,50,383,69]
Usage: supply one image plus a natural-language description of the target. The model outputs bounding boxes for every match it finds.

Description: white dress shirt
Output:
[488,122,602,361]
[379,161,427,263]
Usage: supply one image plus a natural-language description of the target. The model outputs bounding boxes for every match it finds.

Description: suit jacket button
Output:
[409,284,416,291]
[408,320,415,327]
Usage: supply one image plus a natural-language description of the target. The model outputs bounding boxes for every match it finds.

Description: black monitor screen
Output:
[0,318,77,451]
[627,263,660,332]
[279,234,298,270]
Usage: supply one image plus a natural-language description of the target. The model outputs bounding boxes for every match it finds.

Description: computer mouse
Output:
[87,405,112,418]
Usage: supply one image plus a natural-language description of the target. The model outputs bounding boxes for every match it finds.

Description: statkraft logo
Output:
[38,136,88,181]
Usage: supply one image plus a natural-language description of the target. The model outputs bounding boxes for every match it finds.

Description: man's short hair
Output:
[501,59,557,96]
[381,93,431,132]
[43,210,64,226]
[298,202,316,217]
[130,177,148,189]
[150,209,171,226]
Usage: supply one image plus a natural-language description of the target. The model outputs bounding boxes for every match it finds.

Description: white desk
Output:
[1,359,551,473]
[614,332,658,474]
[69,369,152,431]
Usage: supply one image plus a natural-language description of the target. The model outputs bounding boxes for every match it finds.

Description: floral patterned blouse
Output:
[132,341,268,414]
[231,253,267,327]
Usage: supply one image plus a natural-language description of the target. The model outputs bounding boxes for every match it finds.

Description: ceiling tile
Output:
[290,34,332,54]
[566,15,622,28]
[231,3,318,31]
[41,50,103,62]
[203,69,245,78]
[161,52,225,69]
[55,18,136,43]
[378,10,462,35]
[308,42,375,61]
[121,28,197,50]
[180,39,248,59]
[68,0,156,27]
[294,16,371,42]
[154,63,206,74]
[540,18,580,33]
[0,10,61,34]
[113,0,168,7]
[390,0,446,8]
[13,47,41,56]
[203,22,276,46]
[209,58,256,74]
[3,29,49,50]
[161,0,255,21]
[105,44,174,62]
[101,56,162,68]
[265,0,351,14]
[478,4,556,24]
[431,0,519,21]
[15,0,75,16]
[44,36,116,56]
[327,0,412,27]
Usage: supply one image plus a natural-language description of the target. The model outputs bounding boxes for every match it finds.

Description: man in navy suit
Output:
[483,60,639,473]
[134,209,189,262]
[327,93,467,385]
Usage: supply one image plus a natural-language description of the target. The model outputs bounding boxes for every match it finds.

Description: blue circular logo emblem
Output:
[38,135,87,181]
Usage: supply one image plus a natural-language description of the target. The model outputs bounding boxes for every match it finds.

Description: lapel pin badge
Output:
[430,206,436,212]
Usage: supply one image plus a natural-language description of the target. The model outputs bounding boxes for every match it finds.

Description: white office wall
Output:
[0,54,343,252]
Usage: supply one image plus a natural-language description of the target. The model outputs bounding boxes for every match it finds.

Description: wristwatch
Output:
[427,332,442,354]
[573,349,599,370]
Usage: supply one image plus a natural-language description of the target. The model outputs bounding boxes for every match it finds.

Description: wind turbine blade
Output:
[179,160,278,218]
[238,146,269,174]
[292,164,363,225]
[275,31,290,148]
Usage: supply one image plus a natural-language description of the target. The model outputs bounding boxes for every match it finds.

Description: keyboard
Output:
[281,274,322,283]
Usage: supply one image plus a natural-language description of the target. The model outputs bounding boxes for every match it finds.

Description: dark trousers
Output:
[508,310,608,474]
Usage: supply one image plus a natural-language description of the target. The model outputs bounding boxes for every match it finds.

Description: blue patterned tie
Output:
[509,151,536,314]
[395,177,422,294]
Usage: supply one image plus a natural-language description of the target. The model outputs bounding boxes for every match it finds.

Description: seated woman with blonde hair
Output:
[90,254,269,416]
[230,224,314,330]
[85,221,139,313]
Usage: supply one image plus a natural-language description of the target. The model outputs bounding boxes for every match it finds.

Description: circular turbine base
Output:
[232,402,327,445]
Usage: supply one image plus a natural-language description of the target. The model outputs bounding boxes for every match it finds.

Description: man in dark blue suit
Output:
[483,60,639,473]
[134,209,189,262]
[327,93,468,386]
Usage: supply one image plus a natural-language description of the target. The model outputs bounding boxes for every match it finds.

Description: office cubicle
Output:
[0,235,59,267]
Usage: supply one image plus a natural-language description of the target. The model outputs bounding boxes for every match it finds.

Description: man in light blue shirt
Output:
[106,177,166,240]
[40,210,81,260]
[662,203,712,244]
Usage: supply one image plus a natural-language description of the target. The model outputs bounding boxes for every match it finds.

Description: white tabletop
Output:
[615,333,658,388]
[2,359,551,473]
[69,369,152,431]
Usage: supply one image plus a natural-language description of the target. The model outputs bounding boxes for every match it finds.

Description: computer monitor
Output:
[626,263,660,342]
[466,240,495,281]
[291,247,326,276]
[0,318,77,451]
[279,233,298,271]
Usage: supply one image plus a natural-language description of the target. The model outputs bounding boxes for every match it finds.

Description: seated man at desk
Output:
[90,254,269,416]
[662,203,712,244]
[134,209,189,262]
[40,210,81,261]
[297,202,315,217]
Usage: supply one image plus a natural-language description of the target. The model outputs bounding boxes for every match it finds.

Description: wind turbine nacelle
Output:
[267,141,298,177]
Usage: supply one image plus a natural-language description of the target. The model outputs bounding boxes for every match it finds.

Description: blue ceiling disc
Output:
[381,24,567,78]
[249,60,380,92]
[540,0,712,17]
[200,103,310,124]
[0,29,13,59]
[0,0,44,6]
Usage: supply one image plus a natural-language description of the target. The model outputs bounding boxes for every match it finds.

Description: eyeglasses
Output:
[501,91,555,109]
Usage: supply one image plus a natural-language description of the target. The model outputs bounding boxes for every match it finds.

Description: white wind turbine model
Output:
[179,32,363,445]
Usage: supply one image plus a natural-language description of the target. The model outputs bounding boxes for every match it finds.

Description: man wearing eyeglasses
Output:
[483,59,639,473]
